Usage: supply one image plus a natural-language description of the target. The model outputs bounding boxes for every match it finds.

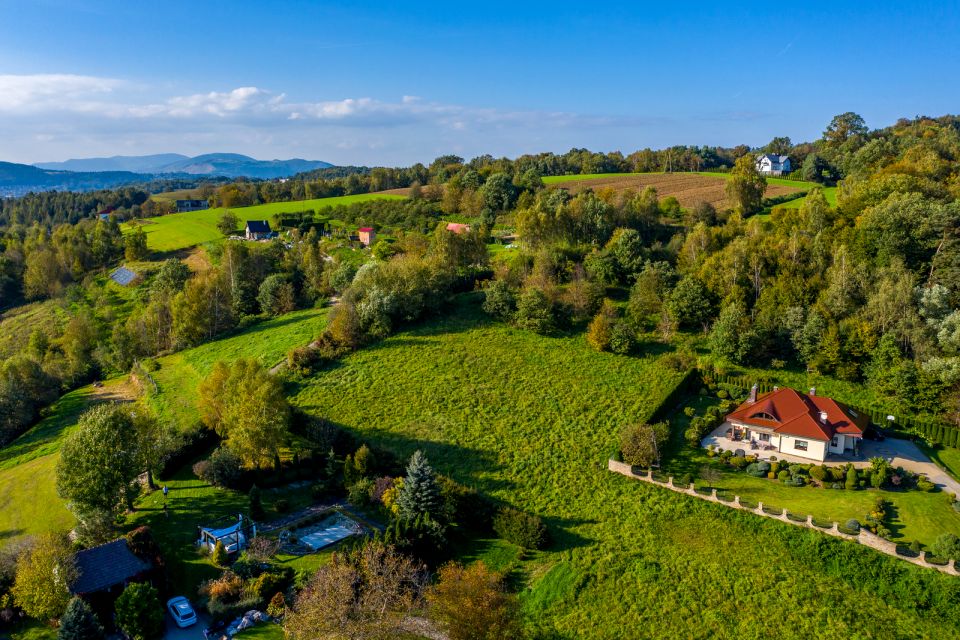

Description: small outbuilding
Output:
[197,514,257,555]
[176,199,210,213]
[358,227,376,246]
[245,220,272,240]
[445,222,471,234]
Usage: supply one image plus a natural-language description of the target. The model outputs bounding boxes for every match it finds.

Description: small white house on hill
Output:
[756,154,791,175]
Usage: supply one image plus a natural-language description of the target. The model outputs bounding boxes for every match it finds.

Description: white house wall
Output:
[778,435,827,461]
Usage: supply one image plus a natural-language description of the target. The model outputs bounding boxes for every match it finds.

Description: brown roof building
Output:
[725,386,866,461]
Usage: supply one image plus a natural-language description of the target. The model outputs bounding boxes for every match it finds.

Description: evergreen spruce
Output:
[59,597,104,640]
[249,485,265,521]
[396,450,440,520]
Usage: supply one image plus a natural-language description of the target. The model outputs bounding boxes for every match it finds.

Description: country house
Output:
[723,386,866,462]
[756,154,791,175]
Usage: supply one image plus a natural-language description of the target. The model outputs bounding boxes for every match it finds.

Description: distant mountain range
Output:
[0,161,145,196]
[0,153,335,196]
[34,153,333,179]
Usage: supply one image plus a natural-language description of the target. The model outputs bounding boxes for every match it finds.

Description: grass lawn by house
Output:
[126,465,319,596]
[660,391,960,547]
[918,442,960,482]
[290,295,960,638]
[124,193,404,253]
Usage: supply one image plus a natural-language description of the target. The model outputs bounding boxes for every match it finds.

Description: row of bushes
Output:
[707,447,937,492]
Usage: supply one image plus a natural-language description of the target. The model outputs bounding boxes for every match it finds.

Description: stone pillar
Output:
[689,483,696,492]
[732,496,741,508]
[756,501,764,514]
[710,488,718,499]
[806,515,814,527]
[666,477,674,488]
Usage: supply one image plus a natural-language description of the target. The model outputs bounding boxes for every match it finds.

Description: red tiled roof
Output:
[445,222,471,234]
[358,227,374,232]
[726,387,866,441]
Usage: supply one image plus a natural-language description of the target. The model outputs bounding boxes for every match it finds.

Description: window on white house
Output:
[759,433,770,442]
[795,440,808,451]
[831,437,839,448]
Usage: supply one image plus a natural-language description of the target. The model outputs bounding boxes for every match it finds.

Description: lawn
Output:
[775,186,839,209]
[124,193,404,252]
[0,378,133,545]
[290,295,960,638]
[147,307,328,431]
[126,464,319,595]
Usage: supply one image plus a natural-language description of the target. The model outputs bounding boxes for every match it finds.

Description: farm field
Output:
[147,306,328,431]
[291,295,960,638]
[542,172,804,209]
[0,299,69,359]
[124,193,404,252]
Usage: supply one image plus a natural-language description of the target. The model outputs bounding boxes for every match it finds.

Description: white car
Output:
[167,596,198,628]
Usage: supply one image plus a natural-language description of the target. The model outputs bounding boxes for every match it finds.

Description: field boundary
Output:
[608,459,960,576]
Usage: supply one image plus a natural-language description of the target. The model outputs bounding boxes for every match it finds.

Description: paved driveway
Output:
[859,437,960,495]
[164,612,210,640]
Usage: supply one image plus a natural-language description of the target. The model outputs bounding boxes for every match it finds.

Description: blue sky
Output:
[0,0,957,166]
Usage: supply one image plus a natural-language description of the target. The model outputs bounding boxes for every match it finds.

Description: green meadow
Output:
[147,306,328,430]
[0,308,327,547]
[125,193,404,252]
[291,295,960,638]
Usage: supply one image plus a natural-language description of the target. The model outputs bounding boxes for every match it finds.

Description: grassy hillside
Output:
[291,296,960,638]
[125,193,404,252]
[0,378,134,544]
[147,306,328,431]
[0,307,327,546]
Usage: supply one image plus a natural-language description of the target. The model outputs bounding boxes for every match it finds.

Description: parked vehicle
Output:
[167,596,198,628]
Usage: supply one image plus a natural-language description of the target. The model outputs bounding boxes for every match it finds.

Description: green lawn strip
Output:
[290,297,958,638]
[125,194,405,252]
[147,307,328,431]
[917,441,960,483]
[775,186,839,209]
[0,300,70,360]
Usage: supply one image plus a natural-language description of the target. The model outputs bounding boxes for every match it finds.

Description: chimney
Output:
[819,410,829,425]
[749,384,758,403]
[809,387,816,397]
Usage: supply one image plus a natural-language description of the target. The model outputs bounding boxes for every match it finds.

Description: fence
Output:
[608,458,960,576]
[700,367,960,449]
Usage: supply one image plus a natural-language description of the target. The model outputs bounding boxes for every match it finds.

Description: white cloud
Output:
[0,73,121,112]
[0,73,677,165]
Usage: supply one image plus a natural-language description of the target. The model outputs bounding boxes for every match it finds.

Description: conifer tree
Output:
[396,450,440,520]
[59,597,104,640]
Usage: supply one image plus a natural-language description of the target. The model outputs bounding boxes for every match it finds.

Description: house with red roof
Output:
[724,386,867,462]
[445,222,471,234]
[357,227,376,246]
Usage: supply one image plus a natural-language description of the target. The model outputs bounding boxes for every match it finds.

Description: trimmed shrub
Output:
[777,470,791,483]
[917,478,936,492]
[845,466,858,490]
[493,507,548,550]
[844,519,861,533]
[274,499,290,514]
[746,461,771,478]
[809,466,828,483]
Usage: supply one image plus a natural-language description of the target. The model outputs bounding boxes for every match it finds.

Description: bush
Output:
[348,478,374,506]
[197,447,243,488]
[274,499,290,514]
[249,485,265,521]
[728,456,750,471]
[809,466,828,483]
[777,470,791,483]
[931,533,960,560]
[845,466,858,490]
[115,583,163,640]
[678,473,693,487]
[745,461,771,478]
[844,519,861,533]
[683,407,696,418]
[917,478,936,492]
[493,507,548,550]
[212,540,229,566]
[266,592,286,619]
